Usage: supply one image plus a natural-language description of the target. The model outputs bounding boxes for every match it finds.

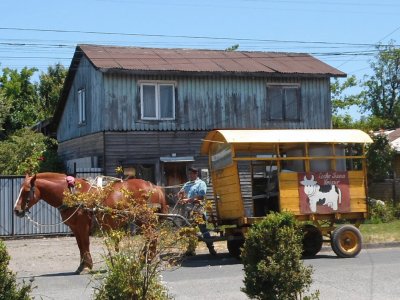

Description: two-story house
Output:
[52,44,345,187]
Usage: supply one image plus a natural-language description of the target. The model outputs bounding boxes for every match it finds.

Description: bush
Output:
[367,201,400,223]
[0,240,33,300]
[93,236,171,300]
[241,212,319,300]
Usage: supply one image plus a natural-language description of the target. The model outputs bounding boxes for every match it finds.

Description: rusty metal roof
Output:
[78,44,346,77]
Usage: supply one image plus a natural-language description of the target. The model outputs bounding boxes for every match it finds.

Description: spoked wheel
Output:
[302,224,323,257]
[331,225,362,258]
[227,233,245,259]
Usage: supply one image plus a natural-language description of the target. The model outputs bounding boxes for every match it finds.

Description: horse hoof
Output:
[75,267,92,275]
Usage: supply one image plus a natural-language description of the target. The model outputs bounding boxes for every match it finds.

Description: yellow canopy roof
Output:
[201,129,373,154]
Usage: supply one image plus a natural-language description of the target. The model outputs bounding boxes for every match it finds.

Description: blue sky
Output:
[1,0,399,118]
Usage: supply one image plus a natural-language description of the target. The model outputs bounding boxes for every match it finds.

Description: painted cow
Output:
[300,175,342,213]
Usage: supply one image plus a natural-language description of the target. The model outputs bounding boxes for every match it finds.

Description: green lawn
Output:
[360,220,400,243]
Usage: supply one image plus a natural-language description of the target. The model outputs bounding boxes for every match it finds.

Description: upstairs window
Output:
[140,82,175,120]
[78,88,86,124]
[267,84,301,121]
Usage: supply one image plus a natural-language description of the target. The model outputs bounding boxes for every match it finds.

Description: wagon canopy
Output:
[201,129,373,154]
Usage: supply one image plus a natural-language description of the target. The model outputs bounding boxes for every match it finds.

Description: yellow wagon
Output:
[200,129,373,258]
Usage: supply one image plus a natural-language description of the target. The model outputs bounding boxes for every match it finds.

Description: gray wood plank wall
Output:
[57,56,332,142]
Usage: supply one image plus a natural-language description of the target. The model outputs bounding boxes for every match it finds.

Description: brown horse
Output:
[13,172,168,274]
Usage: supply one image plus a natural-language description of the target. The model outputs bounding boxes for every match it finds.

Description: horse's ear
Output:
[30,174,37,186]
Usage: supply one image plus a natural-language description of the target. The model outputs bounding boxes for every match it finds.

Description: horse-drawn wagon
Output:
[200,129,373,258]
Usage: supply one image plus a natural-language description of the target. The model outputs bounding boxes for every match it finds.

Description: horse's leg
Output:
[68,215,93,274]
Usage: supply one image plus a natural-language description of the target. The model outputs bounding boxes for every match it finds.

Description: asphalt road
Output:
[5,237,400,300]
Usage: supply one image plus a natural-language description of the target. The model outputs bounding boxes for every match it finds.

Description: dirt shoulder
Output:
[4,236,228,276]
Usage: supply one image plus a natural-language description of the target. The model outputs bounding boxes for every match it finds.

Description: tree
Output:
[331,75,361,115]
[225,44,239,51]
[0,89,11,133]
[37,63,67,120]
[331,76,365,129]
[0,128,64,175]
[0,67,39,138]
[361,41,400,128]
[366,132,395,183]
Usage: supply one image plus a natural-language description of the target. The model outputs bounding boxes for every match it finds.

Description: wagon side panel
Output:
[348,170,367,213]
[211,163,244,221]
[278,172,301,214]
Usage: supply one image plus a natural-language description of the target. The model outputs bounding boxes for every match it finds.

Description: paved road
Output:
[162,247,400,300]
[5,237,400,299]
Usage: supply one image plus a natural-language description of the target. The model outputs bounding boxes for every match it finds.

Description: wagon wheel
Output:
[301,224,323,257]
[227,233,245,259]
[331,225,362,258]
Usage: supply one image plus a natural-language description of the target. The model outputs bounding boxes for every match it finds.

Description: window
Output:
[78,88,86,124]
[267,84,301,121]
[140,82,175,120]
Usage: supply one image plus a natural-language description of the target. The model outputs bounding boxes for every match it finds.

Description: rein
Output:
[24,204,83,228]
[23,176,83,228]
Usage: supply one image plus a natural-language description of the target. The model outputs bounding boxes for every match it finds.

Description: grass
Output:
[360,220,400,243]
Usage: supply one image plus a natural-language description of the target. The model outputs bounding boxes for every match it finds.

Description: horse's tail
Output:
[157,185,169,213]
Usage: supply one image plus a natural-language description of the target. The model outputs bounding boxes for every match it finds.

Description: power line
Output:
[1,27,399,48]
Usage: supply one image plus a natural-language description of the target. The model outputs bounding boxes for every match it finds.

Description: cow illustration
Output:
[300,175,342,213]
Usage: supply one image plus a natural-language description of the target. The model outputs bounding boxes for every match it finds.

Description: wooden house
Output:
[52,44,345,187]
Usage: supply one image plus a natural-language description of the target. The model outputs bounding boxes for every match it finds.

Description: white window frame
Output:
[140,81,176,120]
[78,88,86,124]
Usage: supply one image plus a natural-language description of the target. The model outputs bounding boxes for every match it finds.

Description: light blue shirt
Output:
[181,178,207,199]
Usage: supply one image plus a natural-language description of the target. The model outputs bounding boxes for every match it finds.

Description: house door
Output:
[163,162,187,187]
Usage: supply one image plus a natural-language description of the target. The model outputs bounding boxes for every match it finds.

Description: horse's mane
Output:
[36,172,66,177]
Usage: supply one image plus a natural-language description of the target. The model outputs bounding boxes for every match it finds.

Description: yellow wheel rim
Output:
[338,230,359,253]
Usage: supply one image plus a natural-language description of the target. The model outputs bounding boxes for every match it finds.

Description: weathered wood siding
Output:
[57,132,105,167]
[58,57,104,141]
[57,57,332,142]
[102,131,209,179]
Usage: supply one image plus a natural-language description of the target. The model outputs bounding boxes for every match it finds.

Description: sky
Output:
[1,0,400,118]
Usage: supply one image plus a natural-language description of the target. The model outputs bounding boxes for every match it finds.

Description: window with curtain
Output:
[267,84,301,121]
[140,82,175,120]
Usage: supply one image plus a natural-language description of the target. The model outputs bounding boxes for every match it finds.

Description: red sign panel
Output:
[298,172,350,214]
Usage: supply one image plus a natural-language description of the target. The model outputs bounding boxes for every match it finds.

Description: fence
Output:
[369,179,400,204]
[0,169,103,237]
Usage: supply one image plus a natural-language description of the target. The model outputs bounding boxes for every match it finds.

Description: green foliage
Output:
[331,76,362,115]
[225,44,239,51]
[361,41,400,127]
[368,202,395,224]
[367,201,400,224]
[241,212,318,300]
[0,240,33,300]
[0,128,64,175]
[0,67,39,138]
[366,133,395,182]
[0,89,12,133]
[0,64,67,140]
[38,63,67,120]
[93,238,172,300]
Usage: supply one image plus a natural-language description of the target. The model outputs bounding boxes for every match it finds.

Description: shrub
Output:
[241,212,319,300]
[93,235,172,300]
[88,188,191,300]
[367,201,400,223]
[0,240,33,300]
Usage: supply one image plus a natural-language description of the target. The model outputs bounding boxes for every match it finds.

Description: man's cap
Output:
[188,167,199,173]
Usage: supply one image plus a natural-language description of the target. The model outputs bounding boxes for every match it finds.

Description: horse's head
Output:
[14,174,40,217]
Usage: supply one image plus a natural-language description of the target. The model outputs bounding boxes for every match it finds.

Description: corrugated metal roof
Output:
[201,129,372,154]
[78,44,346,77]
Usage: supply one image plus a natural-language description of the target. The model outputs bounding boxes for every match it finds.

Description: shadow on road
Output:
[302,253,339,260]
[37,271,79,277]
[181,252,242,267]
